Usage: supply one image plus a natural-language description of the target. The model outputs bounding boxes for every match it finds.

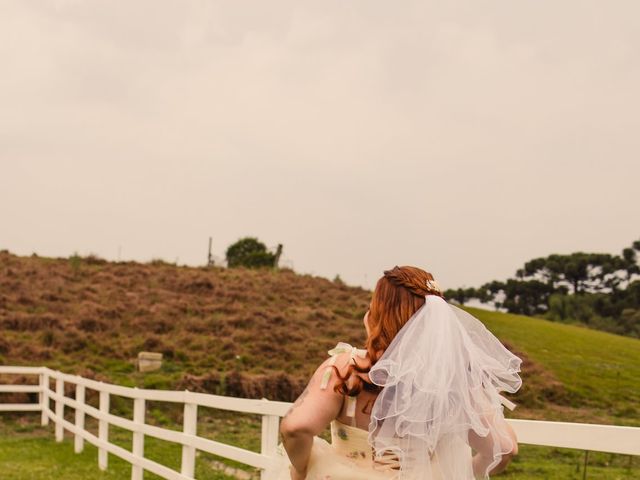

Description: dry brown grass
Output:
[0,250,369,397]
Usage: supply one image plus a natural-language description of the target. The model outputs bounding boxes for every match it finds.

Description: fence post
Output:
[98,388,110,470]
[583,450,589,480]
[39,371,49,426]
[181,394,198,477]
[74,382,86,453]
[260,405,280,480]
[55,376,64,442]
[131,393,145,480]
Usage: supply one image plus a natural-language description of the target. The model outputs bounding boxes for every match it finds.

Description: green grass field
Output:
[0,414,245,480]
[465,306,640,426]
[1,414,638,480]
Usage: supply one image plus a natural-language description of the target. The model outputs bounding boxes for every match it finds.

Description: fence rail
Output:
[1,365,639,479]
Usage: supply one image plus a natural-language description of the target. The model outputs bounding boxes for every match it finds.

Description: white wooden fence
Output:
[1,365,639,480]
[0,366,289,480]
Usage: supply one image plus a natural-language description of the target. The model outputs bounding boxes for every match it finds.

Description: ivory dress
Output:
[271,342,446,480]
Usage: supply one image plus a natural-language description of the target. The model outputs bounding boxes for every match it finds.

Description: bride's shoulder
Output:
[327,341,370,365]
[310,341,372,389]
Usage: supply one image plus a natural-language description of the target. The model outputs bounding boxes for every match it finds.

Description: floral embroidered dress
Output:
[271,342,446,480]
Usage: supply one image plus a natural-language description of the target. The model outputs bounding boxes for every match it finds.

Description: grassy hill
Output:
[466,307,640,426]
[1,250,639,427]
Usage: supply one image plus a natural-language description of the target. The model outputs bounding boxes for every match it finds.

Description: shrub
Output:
[225,237,276,269]
[69,252,82,276]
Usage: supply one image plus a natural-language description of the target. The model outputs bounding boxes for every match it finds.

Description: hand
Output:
[289,465,307,480]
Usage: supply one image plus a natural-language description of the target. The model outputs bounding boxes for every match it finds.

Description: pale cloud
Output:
[1,0,638,289]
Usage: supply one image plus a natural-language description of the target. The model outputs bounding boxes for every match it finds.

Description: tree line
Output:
[445,239,640,338]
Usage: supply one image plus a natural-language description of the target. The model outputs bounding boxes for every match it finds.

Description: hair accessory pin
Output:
[425,278,442,293]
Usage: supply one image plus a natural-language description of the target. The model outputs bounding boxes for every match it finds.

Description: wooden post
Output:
[98,389,110,470]
[131,394,145,480]
[582,450,589,480]
[207,237,214,266]
[274,244,283,268]
[39,372,49,426]
[55,377,64,442]
[74,383,86,453]
[181,397,198,477]
[260,407,280,480]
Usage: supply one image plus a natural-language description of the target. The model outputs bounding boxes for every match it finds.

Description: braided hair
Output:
[382,265,444,298]
[331,265,445,397]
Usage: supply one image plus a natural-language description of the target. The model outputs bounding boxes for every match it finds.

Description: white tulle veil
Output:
[367,294,523,479]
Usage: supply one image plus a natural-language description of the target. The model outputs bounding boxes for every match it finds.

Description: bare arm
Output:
[468,400,518,478]
[279,353,351,478]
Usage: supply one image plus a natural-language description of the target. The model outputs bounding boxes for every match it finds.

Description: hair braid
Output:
[383,265,445,298]
[330,265,445,398]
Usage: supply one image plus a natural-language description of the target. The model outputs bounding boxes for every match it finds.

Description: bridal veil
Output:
[368,295,523,479]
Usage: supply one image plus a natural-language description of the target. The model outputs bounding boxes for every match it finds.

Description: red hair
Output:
[332,265,445,397]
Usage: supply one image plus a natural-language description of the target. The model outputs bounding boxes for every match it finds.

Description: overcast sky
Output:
[1,1,638,290]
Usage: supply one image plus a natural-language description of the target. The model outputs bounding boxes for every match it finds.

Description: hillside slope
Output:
[0,251,638,426]
[0,250,370,397]
[464,307,640,425]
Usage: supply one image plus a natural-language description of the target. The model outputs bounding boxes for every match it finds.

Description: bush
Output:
[545,293,640,336]
[225,237,276,268]
[545,293,598,324]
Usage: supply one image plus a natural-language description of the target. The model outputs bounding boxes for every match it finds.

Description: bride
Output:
[274,266,523,480]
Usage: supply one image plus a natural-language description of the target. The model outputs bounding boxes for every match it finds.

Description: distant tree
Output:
[621,248,638,280]
[445,287,477,306]
[620,308,640,338]
[621,238,640,284]
[546,292,599,324]
[462,239,640,337]
[333,274,345,286]
[476,280,507,304]
[626,280,640,304]
[225,237,277,268]
[498,279,556,316]
[522,252,625,294]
